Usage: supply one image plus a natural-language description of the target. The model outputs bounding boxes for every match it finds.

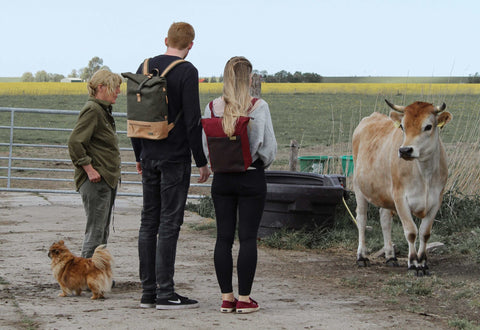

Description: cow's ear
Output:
[389,111,403,128]
[437,111,452,129]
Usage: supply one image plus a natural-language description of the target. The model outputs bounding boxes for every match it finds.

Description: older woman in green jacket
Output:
[68,70,122,258]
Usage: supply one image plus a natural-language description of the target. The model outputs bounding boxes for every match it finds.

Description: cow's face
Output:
[387,101,452,160]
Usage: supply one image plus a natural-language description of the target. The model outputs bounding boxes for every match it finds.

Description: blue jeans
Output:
[79,179,117,258]
[138,159,191,299]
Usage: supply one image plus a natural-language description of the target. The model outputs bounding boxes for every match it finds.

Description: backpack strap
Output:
[209,101,216,117]
[247,98,261,114]
[160,59,186,77]
[141,58,185,76]
[142,58,151,75]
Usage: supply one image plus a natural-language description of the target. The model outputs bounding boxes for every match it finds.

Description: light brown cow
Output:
[352,100,452,275]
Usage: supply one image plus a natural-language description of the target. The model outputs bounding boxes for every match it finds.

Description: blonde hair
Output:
[222,56,252,136]
[87,70,122,98]
[167,22,195,49]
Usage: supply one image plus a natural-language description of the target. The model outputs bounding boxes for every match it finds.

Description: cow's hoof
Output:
[385,257,399,267]
[357,257,370,267]
[419,266,430,276]
[407,265,418,276]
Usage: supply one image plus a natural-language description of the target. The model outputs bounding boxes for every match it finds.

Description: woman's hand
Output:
[82,164,102,183]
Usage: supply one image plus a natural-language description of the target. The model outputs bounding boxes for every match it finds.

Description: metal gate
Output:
[0,107,209,198]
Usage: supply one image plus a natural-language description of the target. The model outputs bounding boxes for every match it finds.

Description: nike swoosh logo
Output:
[168,299,181,304]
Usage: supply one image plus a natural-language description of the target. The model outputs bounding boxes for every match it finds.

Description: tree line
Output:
[19,55,480,84]
[21,57,109,82]
[468,73,480,83]
[256,70,323,83]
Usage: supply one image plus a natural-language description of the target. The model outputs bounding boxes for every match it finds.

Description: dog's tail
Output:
[91,245,114,295]
[92,245,113,271]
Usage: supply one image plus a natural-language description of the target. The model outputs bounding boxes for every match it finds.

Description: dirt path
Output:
[0,192,446,329]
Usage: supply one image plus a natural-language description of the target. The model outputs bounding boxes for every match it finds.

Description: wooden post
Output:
[289,139,299,172]
[250,73,261,98]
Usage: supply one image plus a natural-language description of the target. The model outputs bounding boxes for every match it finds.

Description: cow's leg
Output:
[417,212,436,276]
[354,189,370,267]
[379,208,398,266]
[394,198,419,272]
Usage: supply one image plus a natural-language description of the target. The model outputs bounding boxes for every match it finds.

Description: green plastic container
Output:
[341,155,354,177]
[298,156,334,174]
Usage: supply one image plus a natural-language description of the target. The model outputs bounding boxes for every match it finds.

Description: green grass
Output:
[185,196,216,219]
[448,318,480,330]
[2,92,479,149]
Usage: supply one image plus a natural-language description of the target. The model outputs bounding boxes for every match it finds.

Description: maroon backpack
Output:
[201,99,259,173]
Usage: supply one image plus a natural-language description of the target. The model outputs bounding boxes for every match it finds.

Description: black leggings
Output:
[211,169,267,296]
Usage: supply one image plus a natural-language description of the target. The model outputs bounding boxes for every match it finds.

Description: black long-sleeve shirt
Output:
[130,55,207,167]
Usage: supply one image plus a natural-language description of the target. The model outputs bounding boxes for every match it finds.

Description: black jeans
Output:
[212,168,267,296]
[138,159,191,299]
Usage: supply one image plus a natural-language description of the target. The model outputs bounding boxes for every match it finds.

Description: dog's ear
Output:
[58,240,64,245]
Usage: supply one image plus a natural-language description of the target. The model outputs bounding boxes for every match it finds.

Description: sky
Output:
[1,0,478,78]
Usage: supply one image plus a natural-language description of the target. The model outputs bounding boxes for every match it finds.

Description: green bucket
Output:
[298,156,334,174]
[341,155,354,177]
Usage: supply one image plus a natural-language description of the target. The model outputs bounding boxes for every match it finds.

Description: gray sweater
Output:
[202,97,277,168]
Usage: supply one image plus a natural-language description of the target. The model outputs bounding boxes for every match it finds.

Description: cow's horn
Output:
[385,99,405,112]
[434,102,447,113]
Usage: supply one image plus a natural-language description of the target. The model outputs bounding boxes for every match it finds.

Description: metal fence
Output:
[0,107,209,198]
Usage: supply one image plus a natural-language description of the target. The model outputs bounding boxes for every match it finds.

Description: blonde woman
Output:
[202,56,277,313]
[68,69,122,259]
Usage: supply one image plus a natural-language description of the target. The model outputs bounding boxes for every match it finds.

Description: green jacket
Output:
[68,97,121,190]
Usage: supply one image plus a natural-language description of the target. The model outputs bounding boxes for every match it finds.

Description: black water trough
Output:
[259,171,346,237]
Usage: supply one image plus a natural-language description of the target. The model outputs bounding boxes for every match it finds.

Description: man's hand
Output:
[197,165,211,183]
[136,162,143,175]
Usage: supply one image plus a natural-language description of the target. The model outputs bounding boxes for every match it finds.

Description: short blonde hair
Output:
[87,70,122,97]
[167,22,195,49]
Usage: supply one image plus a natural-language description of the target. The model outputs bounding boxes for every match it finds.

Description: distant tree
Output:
[21,72,34,82]
[68,69,79,78]
[262,70,323,83]
[468,72,480,83]
[303,72,323,83]
[274,70,289,82]
[80,56,104,81]
[35,70,49,82]
[49,73,65,82]
[264,74,276,83]
[291,71,303,83]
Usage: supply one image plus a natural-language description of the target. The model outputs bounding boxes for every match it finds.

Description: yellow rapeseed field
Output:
[1,82,480,95]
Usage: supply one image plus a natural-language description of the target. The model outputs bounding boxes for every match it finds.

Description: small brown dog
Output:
[48,240,113,299]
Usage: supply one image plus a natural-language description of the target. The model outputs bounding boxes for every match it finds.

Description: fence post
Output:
[7,109,14,188]
[250,73,261,98]
[289,139,299,172]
